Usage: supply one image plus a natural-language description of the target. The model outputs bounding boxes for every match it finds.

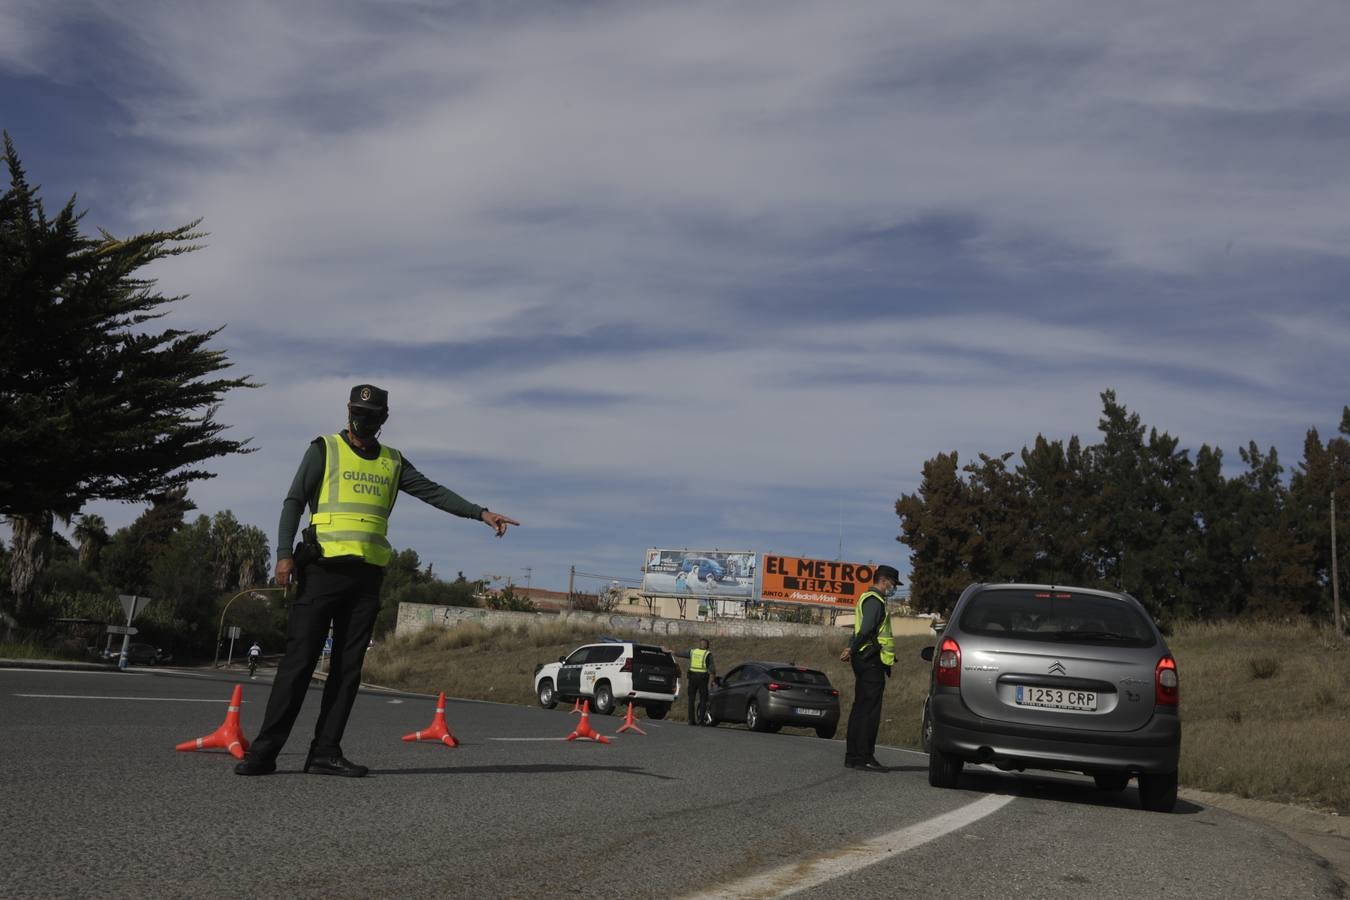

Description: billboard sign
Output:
[642,549,756,600]
[759,555,878,609]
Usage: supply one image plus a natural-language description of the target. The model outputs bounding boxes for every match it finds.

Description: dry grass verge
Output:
[365,616,1350,813]
[1170,619,1349,814]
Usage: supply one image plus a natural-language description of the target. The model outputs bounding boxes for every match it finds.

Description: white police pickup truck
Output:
[534,640,681,718]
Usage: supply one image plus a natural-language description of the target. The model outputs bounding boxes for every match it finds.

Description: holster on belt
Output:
[291,525,322,589]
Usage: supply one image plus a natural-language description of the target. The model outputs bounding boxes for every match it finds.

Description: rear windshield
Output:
[957,589,1157,647]
[768,667,830,686]
[635,646,676,667]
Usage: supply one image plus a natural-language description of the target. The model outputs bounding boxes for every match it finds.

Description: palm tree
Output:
[71,514,109,571]
[6,511,53,615]
[210,511,242,591]
[234,525,271,590]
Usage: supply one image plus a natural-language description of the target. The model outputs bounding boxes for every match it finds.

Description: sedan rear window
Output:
[958,589,1156,647]
[769,668,830,686]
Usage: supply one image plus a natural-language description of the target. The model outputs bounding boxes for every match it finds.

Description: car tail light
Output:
[1155,656,1179,706]
[830,689,840,697]
[767,682,786,691]
[936,638,961,688]
[621,658,633,673]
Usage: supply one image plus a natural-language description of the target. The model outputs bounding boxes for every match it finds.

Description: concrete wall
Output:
[396,602,940,642]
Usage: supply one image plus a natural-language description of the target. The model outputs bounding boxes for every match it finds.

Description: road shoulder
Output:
[1182,788,1350,889]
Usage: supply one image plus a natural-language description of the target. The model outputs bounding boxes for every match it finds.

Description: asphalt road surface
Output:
[0,667,1342,899]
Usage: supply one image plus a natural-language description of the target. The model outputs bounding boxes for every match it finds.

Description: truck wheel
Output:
[593,683,615,716]
[645,702,669,720]
[537,679,557,709]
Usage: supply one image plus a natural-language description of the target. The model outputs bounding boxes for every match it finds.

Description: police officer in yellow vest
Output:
[839,564,900,772]
[236,384,519,777]
[675,638,716,725]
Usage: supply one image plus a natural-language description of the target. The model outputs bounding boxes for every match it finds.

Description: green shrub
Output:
[1248,657,1281,680]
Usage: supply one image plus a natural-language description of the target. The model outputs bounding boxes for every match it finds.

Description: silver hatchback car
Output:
[920,583,1180,812]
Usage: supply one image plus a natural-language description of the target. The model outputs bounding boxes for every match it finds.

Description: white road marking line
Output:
[13,693,245,702]
[488,736,629,742]
[0,667,209,677]
[685,793,1015,900]
[488,737,571,742]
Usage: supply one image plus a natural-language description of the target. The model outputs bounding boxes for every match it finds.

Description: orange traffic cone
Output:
[616,701,646,735]
[175,684,251,760]
[570,697,583,715]
[401,692,459,748]
[566,700,611,744]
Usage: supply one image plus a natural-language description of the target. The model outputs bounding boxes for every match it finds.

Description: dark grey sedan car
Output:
[101,642,172,665]
[921,583,1180,812]
[702,661,840,738]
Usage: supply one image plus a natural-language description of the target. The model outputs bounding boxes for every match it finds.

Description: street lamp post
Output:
[1333,490,1341,639]
[214,587,287,669]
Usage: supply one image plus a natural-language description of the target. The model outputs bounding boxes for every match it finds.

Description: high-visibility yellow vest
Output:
[689,648,711,673]
[311,433,403,567]
[853,590,895,666]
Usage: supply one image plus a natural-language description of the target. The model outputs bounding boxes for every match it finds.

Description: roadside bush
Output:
[1248,657,1281,680]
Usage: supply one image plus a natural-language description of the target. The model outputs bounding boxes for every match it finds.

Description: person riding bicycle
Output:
[248,642,262,677]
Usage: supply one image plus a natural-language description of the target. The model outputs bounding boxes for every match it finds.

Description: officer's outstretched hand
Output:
[839,647,852,663]
[481,510,520,537]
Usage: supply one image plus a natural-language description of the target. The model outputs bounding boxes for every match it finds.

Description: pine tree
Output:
[99,489,197,597]
[1289,414,1350,621]
[896,452,975,614]
[0,134,256,616]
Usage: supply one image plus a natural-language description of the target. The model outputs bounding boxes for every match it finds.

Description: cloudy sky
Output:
[4,0,1348,594]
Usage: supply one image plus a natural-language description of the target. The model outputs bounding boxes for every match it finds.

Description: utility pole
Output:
[568,565,576,608]
[1333,490,1341,638]
[522,567,532,593]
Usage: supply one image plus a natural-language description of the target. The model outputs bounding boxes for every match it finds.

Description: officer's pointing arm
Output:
[398,458,519,536]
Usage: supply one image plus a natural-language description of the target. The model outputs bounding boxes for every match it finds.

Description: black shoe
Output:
[858,760,887,772]
[234,755,277,776]
[303,754,368,777]
[844,759,862,769]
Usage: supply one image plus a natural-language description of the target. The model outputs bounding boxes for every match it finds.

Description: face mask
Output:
[349,412,385,439]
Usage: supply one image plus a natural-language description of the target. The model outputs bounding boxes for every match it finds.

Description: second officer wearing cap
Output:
[839,564,902,771]
[236,383,519,777]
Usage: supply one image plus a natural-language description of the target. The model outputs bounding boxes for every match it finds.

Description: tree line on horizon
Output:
[896,390,1349,626]
[0,488,521,656]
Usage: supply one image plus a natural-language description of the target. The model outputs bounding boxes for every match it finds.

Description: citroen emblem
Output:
[1048,661,1066,675]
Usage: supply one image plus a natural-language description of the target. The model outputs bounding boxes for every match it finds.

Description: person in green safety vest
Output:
[840,564,901,772]
[674,638,716,725]
[235,384,519,778]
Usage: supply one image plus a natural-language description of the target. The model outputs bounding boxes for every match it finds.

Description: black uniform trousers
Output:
[845,655,888,764]
[687,672,709,724]
[249,558,384,761]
